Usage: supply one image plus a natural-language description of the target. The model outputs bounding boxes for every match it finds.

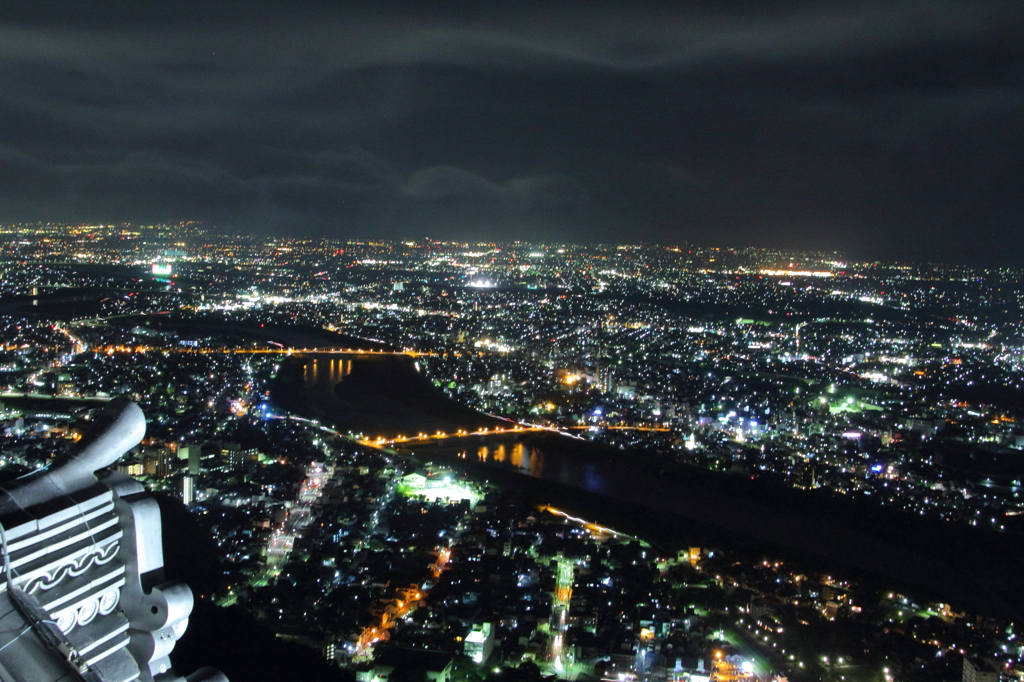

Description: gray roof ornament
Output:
[0,397,227,682]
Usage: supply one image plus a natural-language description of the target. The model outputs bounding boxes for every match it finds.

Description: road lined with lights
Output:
[720,623,777,681]
[540,506,636,541]
[550,556,573,674]
[259,461,333,583]
[90,344,439,356]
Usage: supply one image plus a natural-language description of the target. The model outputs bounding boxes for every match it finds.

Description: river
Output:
[270,351,1024,620]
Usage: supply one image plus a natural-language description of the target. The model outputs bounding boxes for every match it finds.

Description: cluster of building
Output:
[5,225,1022,532]
[0,223,1022,681]
[2,392,1020,682]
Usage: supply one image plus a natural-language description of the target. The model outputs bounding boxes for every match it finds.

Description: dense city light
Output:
[0,224,1020,682]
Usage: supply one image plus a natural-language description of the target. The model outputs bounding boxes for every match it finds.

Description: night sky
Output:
[2,1,1022,265]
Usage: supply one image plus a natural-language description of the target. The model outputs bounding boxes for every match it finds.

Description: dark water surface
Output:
[272,351,508,436]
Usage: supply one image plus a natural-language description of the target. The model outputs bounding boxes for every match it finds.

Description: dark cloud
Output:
[0,1,1022,263]
[403,167,578,210]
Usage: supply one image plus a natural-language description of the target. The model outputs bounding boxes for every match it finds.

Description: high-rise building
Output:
[180,444,202,475]
[464,623,494,664]
[220,442,242,470]
[180,474,195,505]
[117,459,144,477]
[142,446,174,478]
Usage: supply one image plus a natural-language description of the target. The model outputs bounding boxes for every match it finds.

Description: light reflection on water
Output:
[299,354,584,487]
[470,442,545,477]
[464,440,609,493]
[304,356,353,388]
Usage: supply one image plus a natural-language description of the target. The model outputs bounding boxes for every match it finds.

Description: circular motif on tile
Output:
[55,609,76,633]
[76,597,99,626]
[98,589,120,615]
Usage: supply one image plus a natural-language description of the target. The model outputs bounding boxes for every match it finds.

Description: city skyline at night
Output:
[2,2,1023,681]
[0,221,1021,680]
